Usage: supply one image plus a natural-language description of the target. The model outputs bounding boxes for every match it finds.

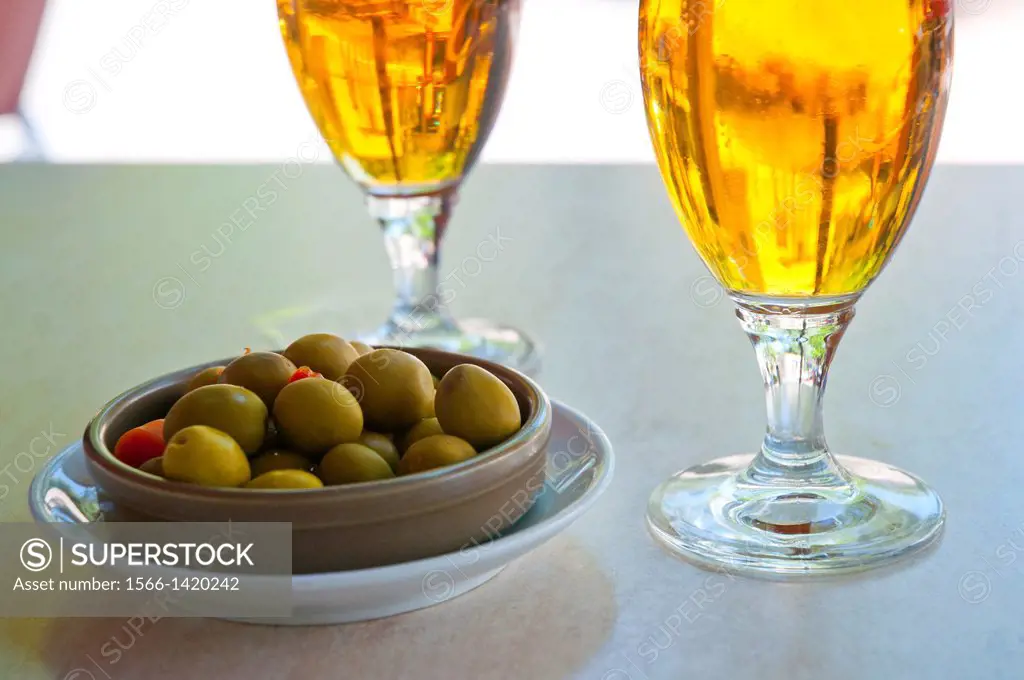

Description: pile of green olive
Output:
[127,334,523,490]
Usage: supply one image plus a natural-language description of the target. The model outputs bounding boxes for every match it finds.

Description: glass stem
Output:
[366,189,460,337]
[733,296,858,490]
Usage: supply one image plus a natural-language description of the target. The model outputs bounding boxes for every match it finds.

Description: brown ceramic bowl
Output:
[83,347,551,574]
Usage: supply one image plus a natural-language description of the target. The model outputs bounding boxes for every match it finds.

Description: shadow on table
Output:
[35,537,615,680]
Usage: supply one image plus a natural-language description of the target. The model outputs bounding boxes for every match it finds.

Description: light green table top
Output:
[1,163,1023,679]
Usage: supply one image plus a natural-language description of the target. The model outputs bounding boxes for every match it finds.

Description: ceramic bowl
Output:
[82,347,551,573]
[34,400,614,624]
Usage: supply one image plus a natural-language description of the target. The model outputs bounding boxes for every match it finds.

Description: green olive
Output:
[343,349,433,432]
[245,470,323,489]
[282,333,360,381]
[164,384,268,455]
[398,434,476,475]
[163,425,251,487]
[434,364,521,450]
[186,366,225,393]
[318,443,395,485]
[272,377,363,455]
[139,456,164,477]
[220,352,297,409]
[249,450,315,477]
[358,431,400,472]
[399,417,444,454]
[349,341,374,356]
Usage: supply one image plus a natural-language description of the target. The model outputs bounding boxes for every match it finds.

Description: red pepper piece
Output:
[288,366,322,383]
[113,419,166,468]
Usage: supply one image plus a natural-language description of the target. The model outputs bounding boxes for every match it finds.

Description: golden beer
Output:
[640,0,953,296]
[274,0,538,373]
[279,0,519,194]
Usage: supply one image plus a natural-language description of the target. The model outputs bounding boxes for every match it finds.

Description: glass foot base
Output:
[647,454,944,579]
[358,318,541,376]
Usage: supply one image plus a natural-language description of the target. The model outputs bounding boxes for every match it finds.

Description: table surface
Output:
[1,163,1022,679]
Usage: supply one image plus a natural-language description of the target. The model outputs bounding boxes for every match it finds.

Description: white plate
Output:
[29,400,614,625]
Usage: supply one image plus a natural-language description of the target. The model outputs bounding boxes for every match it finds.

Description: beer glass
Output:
[639,0,954,575]
[277,0,538,373]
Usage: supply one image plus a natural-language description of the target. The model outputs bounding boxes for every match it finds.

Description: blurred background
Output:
[1,0,1019,164]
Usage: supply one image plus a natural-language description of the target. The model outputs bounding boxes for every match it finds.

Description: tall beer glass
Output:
[640,0,954,575]
[278,0,538,373]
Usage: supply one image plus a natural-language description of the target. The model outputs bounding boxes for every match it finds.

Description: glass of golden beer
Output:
[640,1,954,575]
[277,0,538,373]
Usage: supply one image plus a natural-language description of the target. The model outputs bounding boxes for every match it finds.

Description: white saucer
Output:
[29,400,614,625]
